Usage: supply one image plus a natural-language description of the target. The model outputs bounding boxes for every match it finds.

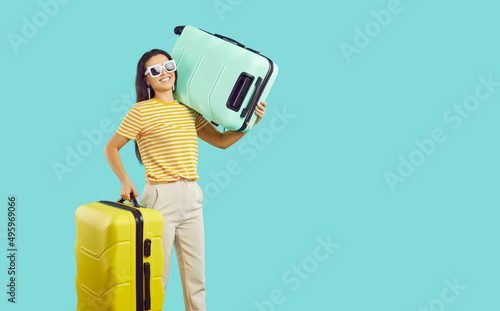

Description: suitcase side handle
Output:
[227,73,254,112]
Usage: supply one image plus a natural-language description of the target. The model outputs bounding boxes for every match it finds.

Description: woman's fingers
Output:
[120,180,138,202]
[255,101,267,118]
[253,101,267,126]
[120,190,131,202]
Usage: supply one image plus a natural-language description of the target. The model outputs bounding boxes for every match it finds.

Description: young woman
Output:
[104,49,266,310]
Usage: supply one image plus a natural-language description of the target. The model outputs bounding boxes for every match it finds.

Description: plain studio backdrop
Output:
[1,0,499,310]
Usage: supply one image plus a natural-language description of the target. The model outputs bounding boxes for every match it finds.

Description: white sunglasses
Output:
[144,60,177,77]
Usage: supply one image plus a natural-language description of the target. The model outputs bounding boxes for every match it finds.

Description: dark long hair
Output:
[134,49,178,164]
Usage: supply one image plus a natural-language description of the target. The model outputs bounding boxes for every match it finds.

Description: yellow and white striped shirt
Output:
[116,99,209,183]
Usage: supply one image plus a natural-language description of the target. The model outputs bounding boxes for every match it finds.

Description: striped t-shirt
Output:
[116,99,209,183]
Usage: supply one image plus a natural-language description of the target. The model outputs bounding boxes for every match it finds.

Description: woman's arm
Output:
[104,133,138,201]
[197,101,267,149]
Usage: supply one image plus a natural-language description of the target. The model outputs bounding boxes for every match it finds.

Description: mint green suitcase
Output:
[171,25,278,132]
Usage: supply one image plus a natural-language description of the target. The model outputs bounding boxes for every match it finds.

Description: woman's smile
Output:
[159,76,171,82]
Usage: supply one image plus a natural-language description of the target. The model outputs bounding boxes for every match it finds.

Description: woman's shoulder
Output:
[134,99,155,107]
[130,99,162,110]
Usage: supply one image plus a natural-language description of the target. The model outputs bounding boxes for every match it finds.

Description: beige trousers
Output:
[141,179,206,311]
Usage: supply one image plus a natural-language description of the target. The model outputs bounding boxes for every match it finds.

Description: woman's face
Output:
[144,54,176,94]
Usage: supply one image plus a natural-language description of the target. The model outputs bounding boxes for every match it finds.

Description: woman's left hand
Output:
[254,101,267,126]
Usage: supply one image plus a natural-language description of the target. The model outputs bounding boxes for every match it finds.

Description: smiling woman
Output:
[140,51,179,103]
[103,48,267,310]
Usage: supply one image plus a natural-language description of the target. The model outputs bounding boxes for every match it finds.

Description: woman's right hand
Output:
[120,177,139,203]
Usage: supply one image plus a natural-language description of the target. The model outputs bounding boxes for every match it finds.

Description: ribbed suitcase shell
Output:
[75,201,164,311]
[171,25,278,132]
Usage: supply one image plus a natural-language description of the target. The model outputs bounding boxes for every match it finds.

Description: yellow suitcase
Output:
[75,198,164,311]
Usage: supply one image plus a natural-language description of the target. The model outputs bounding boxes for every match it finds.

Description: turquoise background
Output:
[1,0,499,310]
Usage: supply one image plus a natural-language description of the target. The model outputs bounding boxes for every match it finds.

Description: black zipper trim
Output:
[99,200,145,311]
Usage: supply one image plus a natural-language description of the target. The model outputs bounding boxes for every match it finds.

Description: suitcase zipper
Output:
[144,263,151,310]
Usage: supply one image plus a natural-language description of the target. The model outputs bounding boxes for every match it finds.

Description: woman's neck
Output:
[153,91,175,103]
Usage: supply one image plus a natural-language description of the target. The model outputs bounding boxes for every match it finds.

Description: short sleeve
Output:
[194,111,209,131]
[116,105,142,140]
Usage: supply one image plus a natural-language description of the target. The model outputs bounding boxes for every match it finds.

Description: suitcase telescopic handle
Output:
[117,193,140,208]
[214,33,246,49]
[214,33,261,54]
